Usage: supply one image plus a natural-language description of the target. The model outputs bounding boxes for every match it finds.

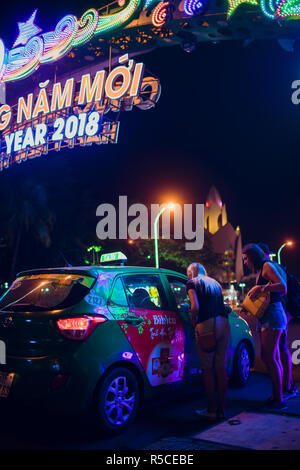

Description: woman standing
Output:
[187,263,230,421]
[242,244,287,409]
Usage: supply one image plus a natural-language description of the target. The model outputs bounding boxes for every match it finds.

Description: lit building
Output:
[204,186,244,285]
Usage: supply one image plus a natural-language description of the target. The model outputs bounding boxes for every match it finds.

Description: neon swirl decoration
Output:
[227,0,300,18]
[184,0,204,15]
[152,2,173,27]
[227,0,259,18]
[260,0,280,18]
[275,0,300,18]
[1,0,300,84]
[72,9,99,47]
[95,0,142,34]
[0,0,144,83]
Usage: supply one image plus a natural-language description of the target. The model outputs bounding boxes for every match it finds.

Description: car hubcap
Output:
[240,346,250,380]
[104,376,135,426]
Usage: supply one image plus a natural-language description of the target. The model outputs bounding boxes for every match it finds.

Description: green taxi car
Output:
[0,256,255,434]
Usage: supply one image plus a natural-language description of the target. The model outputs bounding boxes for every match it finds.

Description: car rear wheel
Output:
[94,367,140,435]
[231,341,251,387]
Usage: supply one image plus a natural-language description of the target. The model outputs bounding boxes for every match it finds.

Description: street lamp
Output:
[154,203,174,269]
[239,282,246,299]
[277,241,293,265]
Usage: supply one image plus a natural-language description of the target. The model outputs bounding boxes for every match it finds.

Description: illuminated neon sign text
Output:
[0,54,161,169]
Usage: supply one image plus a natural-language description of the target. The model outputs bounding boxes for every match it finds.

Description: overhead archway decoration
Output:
[1,0,300,85]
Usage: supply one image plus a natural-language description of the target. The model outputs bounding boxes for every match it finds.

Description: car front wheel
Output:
[231,341,251,387]
[94,367,140,435]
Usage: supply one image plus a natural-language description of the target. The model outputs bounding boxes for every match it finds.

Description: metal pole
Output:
[277,243,286,265]
[154,207,166,269]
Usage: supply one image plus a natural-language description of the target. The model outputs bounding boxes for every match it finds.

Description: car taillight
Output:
[56,316,106,341]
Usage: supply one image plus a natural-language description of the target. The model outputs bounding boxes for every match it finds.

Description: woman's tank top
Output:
[257,261,281,303]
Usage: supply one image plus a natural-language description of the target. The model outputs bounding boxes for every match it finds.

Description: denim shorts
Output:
[260,302,287,331]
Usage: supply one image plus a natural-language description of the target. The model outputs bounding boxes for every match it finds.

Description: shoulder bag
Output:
[242,288,270,319]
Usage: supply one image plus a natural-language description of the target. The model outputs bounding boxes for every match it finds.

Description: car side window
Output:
[122,274,167,311]
[109,277,128,307]
[167,276,190,312]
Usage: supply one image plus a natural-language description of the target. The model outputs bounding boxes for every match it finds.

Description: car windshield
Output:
[0,273,95,311]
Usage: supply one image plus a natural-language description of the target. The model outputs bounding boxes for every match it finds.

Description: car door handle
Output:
[125,315,144,327]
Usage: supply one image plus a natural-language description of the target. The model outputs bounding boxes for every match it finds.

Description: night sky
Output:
[1,1,300,277]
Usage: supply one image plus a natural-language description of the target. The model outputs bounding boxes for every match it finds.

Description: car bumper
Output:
[0,355,90,413]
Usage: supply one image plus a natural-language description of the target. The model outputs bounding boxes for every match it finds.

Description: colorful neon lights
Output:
[4,36,43,82]
[144,0,159,8]
[13,10,42,48]
[226,0,299,19]
[0,54,161,170]
[72,9,99,47]
[227,0,259,18]
[95,0,142,35]
[260,0,279,18]
[0,0,144,83]
[41,15,78,64]
[275,0,300,18]
[152,2,173,27]
[3,0,300,84]
[183,0,204,16]
[1,54,145,131]
[0,40,6,80]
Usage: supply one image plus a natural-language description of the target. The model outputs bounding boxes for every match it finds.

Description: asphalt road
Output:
[0,371,290,450]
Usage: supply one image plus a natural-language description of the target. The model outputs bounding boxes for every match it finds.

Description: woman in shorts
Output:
[242,244,287,409]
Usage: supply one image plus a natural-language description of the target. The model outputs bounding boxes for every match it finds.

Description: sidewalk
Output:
[144,384,300,451]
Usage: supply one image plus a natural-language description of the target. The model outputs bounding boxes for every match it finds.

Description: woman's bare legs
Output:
[202,369,216,413]
[261,328,283,402]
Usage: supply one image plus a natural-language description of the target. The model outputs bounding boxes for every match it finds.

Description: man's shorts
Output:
[195,316,230,370]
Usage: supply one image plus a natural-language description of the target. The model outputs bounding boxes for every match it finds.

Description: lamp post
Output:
[154,203,174,269]
[239,282,246,300]
[277,241,293,265]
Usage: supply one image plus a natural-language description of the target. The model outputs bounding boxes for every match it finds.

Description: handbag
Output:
[242,288,270,319]
[197,317,217,353]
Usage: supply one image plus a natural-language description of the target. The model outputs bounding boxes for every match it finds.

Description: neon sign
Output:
[0,1,147,83]
[226,0,300,18]
[0,54,161,169]
[0,0,298,85]
[227,0,259,18]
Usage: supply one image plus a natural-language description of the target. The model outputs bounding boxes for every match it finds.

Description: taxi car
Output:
[0,253,255,434]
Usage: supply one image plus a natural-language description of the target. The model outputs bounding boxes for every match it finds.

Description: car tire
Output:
[231,341,251,388]
[94,367,140,435]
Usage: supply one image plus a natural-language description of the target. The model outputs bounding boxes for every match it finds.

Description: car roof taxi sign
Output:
[100,252,127,264]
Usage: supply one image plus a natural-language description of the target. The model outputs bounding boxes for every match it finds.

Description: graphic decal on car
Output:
[116,308,184,386]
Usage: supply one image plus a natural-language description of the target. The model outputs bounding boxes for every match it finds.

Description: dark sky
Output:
[1,1,300,276]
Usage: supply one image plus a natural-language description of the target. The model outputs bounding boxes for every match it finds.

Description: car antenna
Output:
[58,250,72,267]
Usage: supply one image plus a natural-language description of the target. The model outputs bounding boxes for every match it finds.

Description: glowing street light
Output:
[277,241,293,265]
[239,282,246,299]
[154,203,175,269]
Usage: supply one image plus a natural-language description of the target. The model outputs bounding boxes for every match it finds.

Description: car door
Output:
[163,274,200,376]
[108,273,185,386]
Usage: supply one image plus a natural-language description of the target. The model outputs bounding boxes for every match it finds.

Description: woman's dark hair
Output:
[242,243,266,271]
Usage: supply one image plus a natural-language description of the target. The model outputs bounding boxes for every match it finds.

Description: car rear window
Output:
[0,273,95,311]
